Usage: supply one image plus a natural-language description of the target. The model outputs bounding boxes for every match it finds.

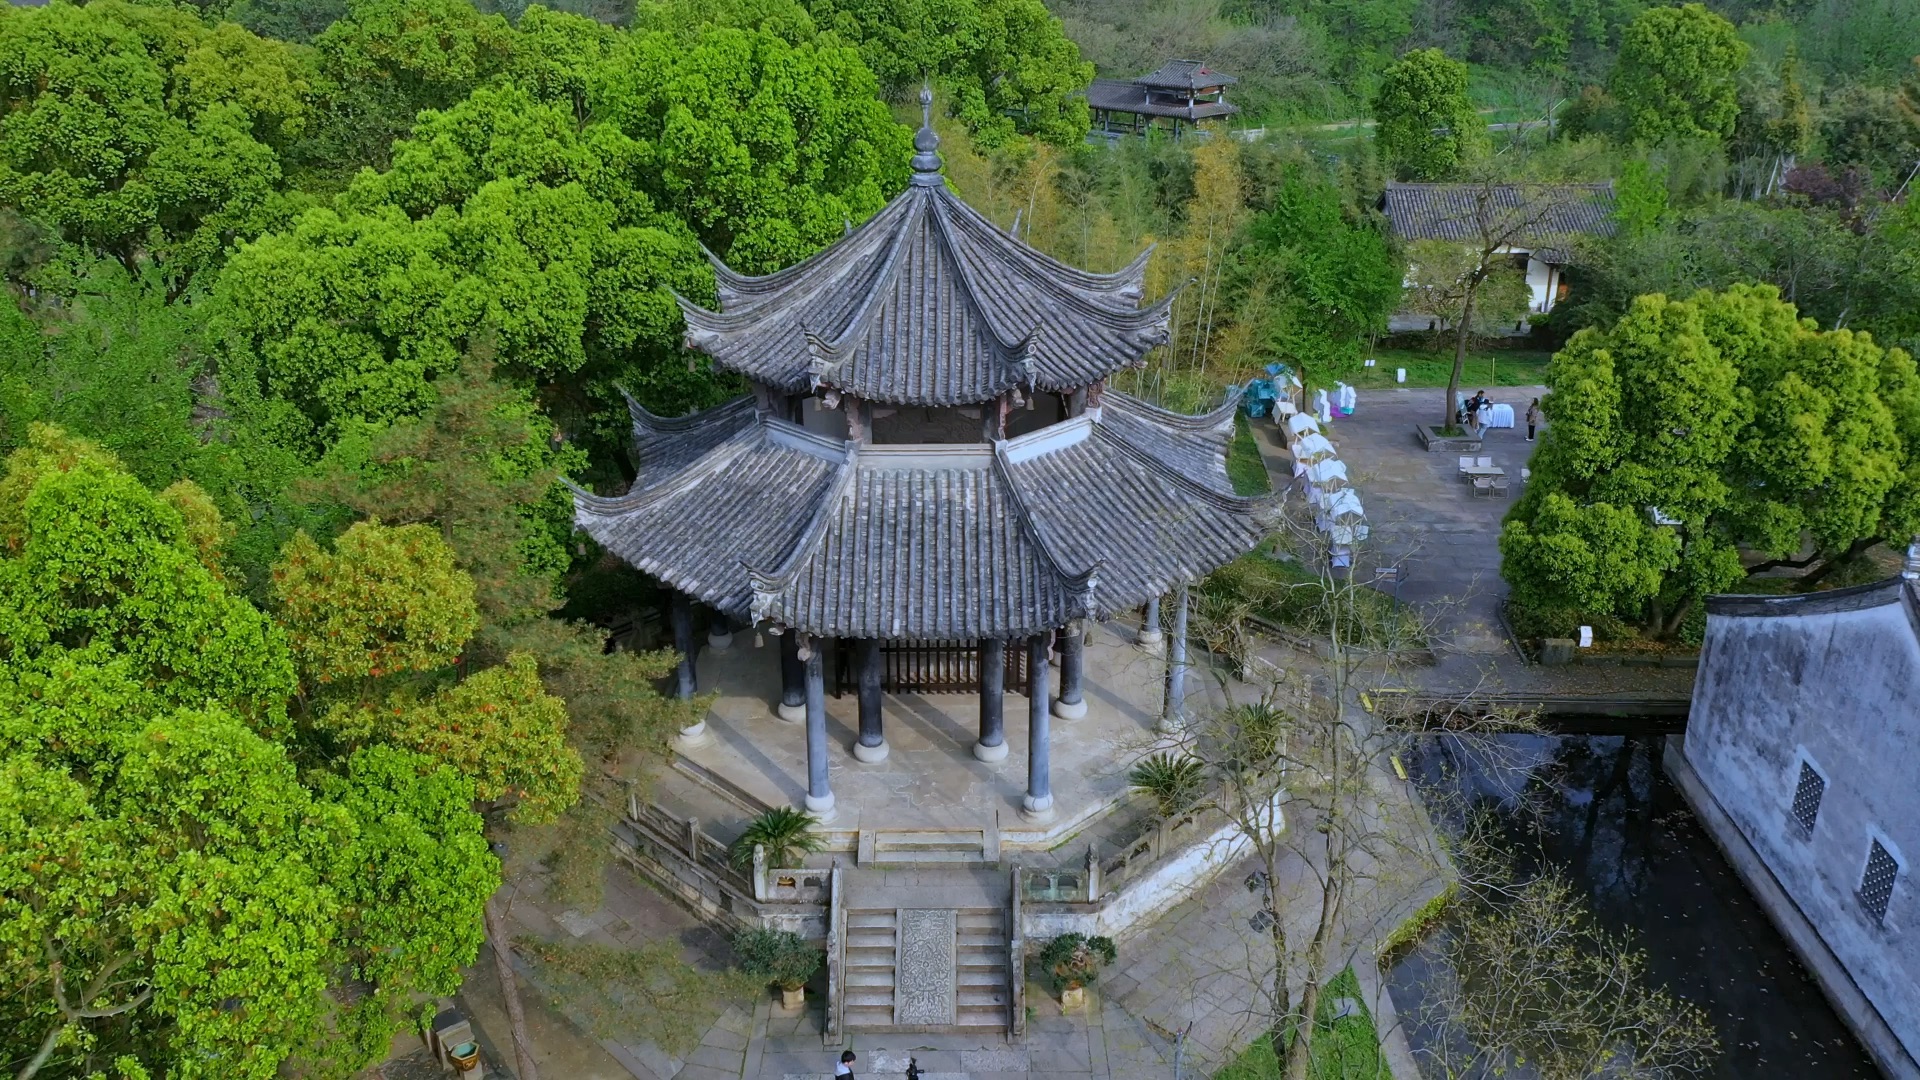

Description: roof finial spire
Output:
[910,82,943,184]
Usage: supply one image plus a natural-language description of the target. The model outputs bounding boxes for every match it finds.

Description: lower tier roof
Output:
[572,391,1278,639]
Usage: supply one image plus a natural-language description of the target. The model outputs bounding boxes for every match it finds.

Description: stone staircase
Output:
[841,905,1011,1033]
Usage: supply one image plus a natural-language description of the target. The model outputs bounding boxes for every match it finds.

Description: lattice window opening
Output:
[1790,762,1826,835]
[1860,840,1901,923]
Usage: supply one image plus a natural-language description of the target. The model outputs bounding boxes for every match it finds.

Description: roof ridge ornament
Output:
[910,83,943,186]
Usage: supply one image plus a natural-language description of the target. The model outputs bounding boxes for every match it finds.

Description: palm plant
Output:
[1128,752,1207,819]
[728,806,825,871]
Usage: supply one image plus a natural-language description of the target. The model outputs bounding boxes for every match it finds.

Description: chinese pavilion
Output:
[573,93,1276,824]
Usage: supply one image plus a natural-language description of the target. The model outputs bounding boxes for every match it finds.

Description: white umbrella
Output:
[1286,412,1319,436]
[1305,459,1348,486]
[1291,432,1336,462]
[1322,488,1365,520]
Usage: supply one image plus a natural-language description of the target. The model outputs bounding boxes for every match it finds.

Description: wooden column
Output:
[776,630,805,722]
[852,638,888,762]
[1022,633,1054,822]
[975,638,1008,761]
[1053,623,1087,719]
[802,636,835,820]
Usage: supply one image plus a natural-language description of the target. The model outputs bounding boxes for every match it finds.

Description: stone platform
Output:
[674,619,1231,846]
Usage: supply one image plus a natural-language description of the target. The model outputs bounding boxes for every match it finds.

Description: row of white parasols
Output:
[1274,400,1368,545]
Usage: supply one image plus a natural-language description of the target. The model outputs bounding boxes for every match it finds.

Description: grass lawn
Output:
[1214,968,1392,1080]
[1229,414,1273,497]
[1331,347,1553,391]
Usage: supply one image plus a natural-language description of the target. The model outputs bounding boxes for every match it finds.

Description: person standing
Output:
[836,1050,857,1078]
[1525,397,1542,442]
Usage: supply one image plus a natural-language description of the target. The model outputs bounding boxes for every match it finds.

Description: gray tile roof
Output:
[677,183,1172,407]
[1133,60,1238,91]
[573,393,1277,638]
[1381,182,1615,264]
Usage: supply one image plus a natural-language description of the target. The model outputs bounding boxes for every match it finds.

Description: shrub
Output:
[728,806,824,871]
[1128,753,1206,818]
[1036,933,1116,991]
[731,927,822,991]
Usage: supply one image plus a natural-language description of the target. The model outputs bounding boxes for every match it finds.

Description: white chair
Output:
[1492,475,1511,498]
[1471,477,1494,498]
[1458,456,1474,478]
[1476,456,1493,468]
[1521,467,1531,482]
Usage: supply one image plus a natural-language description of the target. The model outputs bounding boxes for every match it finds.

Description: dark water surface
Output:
[1389,734,1880,1079]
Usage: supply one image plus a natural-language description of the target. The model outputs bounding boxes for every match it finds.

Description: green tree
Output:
[0,434,496,1080]
[1372,48,1482,181]
[792,0,1092,146]
[1503,285,1920,639]
[1609,4,1746,144]
[1229,163,1401,382]
[343,652,583,825]
[314,745,498,1070]
[272,522,481,687]
[0,2,306,295]
[0,426,296,732]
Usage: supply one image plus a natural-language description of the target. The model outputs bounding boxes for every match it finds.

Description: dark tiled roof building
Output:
[1381,181,1615,265]
[575,92,1274,822]
[1086,59,1238,137]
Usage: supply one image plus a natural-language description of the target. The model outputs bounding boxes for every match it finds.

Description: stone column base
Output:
[707,629,733,651]
[1020,793,1055,823]
[1137,628,1165,650]
[775,701,805,723]
[803,791,836,824]
[1052,697,1088,720]
[852,738,890,763]
[675,721,711,748]
[973,739,1009,763]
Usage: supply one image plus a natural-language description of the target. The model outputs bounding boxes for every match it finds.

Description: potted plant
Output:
[1036,933,1115,1011]
[728,806,826,872]
[733,927,823,1010]
[1128,752,1205,819]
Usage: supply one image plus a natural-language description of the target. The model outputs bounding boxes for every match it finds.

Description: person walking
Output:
[1525,397,1542,441]
[836,1049,857,1078]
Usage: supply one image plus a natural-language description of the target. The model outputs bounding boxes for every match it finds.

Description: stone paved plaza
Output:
[678,619,1232,844]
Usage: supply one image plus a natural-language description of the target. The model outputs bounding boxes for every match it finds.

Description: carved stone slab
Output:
[893,908,957,1026]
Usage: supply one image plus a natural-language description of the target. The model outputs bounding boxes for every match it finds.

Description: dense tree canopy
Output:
[0,431,497,1080]
[0,1,308,294]
[1502,285,1920,640]
[1372,48,1481,181]
[1228,163,1401,379]
[1609,4,1747,145]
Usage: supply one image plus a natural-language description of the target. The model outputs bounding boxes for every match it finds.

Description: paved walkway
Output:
[1285,388,1694,699]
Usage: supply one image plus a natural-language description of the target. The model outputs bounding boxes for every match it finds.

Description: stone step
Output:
[844,911,897,929]
[845,970,895,987]
[844,989,896,1009]
[846,929,895,948]
[957,969,1005,987]
[956,934,1005,950]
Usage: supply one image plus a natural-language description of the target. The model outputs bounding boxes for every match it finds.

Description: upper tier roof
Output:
[675,106,1174,408]
[572,390,1274,639]
[1134,59,1238,91]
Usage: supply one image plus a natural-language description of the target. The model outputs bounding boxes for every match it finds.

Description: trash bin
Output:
[448,1042,481,1072]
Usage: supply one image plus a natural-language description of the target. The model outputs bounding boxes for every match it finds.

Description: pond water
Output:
[1388,733,1880,1079]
